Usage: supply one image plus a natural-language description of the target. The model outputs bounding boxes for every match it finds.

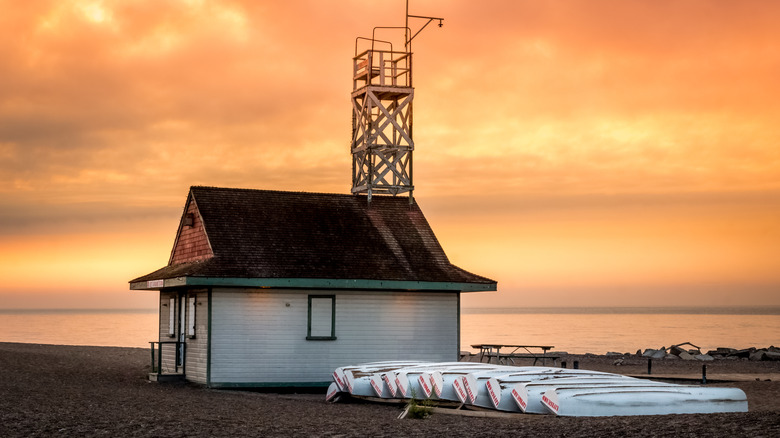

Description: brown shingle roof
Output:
[130,186,495,289]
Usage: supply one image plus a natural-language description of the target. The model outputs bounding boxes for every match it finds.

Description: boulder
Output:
[694,354,714,361]
[749,350,767,361]
[732,348,755,358]
[651,349,667,359]
[764,351,780,361]
[643,347,668,359]
[606,352,623,357]
[707,347,736,356]
[663,354,679,360]
[677,351,696,361]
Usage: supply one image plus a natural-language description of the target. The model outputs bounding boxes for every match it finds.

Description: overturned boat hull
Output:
[542,386,748,416]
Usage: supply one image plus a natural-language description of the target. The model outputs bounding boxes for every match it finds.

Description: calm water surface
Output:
[462,306,780,354]
[0,309,158,348]
[1,307,777,353]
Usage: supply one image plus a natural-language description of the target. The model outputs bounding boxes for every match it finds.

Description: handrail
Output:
[149,341,186,375]
[353,49,411,60]
[355,37,392,57]
[352,48,413,88]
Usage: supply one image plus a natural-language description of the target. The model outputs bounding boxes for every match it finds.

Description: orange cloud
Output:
[1,1,779,308]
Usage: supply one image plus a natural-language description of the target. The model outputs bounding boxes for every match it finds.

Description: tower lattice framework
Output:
[351,45,414,203]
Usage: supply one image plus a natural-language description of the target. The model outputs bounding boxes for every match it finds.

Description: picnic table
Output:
[471,344,563,366]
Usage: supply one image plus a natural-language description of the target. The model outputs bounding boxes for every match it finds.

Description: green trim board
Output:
[208,381,332,389]
[206,288,212,387]
[456,292,461,361]
[131,276,496,292]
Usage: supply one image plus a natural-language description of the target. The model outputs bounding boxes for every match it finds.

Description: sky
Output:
[1,0,779,310]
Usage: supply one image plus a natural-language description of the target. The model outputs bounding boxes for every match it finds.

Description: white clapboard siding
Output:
[209,288,459,385]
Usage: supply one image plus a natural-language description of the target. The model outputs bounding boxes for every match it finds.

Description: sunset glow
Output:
[1,0,779,309]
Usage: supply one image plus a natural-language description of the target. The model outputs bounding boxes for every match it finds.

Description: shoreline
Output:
[2,342,779,437]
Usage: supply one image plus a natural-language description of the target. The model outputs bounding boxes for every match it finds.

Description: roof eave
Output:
[129,276,496,292]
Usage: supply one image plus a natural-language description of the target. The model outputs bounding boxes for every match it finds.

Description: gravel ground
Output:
[1,342,778,437]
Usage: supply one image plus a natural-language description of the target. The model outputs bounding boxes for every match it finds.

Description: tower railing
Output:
[353,49,412,90]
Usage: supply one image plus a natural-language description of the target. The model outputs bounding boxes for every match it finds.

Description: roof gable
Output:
[130,186,496,290]
[169,195,213,264]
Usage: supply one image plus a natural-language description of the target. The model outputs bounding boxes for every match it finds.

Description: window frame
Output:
[306,295,336,341]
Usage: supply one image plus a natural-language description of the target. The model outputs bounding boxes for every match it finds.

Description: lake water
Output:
[461,306,780,354]
[1,307,778,353]
[0,309,159,349]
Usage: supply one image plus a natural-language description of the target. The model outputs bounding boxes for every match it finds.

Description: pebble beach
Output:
[1,342,778,437]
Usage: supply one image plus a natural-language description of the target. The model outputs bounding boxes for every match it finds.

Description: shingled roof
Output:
[129,186,496,292]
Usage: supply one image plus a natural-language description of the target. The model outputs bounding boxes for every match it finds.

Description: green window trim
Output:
[306,295,336,340]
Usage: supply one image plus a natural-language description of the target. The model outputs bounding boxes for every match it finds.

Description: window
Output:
[168,297,175,337]
[307,295,336,340]
[187,296,196,338]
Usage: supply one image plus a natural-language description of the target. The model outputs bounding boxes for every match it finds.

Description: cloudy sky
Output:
[1,0,779,309]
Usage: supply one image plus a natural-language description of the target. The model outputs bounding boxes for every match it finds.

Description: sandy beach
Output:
[1,342,778,437]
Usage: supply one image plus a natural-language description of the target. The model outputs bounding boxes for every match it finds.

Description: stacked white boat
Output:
[326,362,748,417]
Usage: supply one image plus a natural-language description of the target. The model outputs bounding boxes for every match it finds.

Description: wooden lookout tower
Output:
[350,8,443,204]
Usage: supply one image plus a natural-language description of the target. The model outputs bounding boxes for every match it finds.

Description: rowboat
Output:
[511,376,672,414]
[339,362,432,396]
[541,386,749,416]
[362,362,481,399]
[332,361,426,391]
[390,362,494,399]
[465,370,626,411]
[455,367,552,404]
[424,365,508,401]
[325,382,343,403]
[333,361,430,395]
[460,367,618,406]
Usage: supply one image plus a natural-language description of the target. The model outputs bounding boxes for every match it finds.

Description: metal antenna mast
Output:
[350,1,443,205]
[405,0,444,50]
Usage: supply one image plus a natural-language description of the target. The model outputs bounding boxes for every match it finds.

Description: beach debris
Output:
[670,342,702,356]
